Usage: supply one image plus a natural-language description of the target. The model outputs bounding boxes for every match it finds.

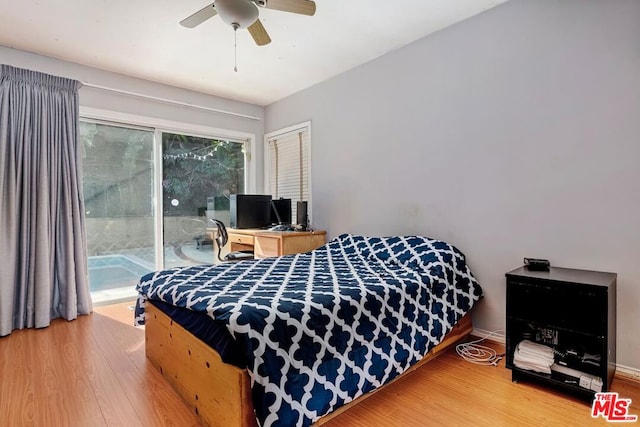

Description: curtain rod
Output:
[81,82,261,121]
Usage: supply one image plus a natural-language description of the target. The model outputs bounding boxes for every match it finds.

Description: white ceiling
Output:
[0,0,508,106]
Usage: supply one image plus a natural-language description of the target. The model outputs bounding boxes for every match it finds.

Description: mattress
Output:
[135,233,483,427]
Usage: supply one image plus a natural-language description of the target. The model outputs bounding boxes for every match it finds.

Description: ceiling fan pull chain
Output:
[234,26,238,72]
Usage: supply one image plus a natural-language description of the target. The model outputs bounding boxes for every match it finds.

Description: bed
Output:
[134,234,483,427]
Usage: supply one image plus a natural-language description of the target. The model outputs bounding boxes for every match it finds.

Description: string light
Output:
[163,151,217,161]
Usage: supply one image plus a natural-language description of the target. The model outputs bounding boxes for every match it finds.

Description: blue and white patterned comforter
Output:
[134,234,483,426]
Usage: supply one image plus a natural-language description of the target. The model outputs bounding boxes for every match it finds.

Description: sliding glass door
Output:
[81,119,249,304]
[80,121,155,304]
[161,132,245,269]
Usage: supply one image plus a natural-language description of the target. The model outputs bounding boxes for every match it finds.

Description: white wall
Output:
[0,46,265,187]
[265,0,640,369]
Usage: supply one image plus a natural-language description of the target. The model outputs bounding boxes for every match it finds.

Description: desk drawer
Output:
[228,233,254,246]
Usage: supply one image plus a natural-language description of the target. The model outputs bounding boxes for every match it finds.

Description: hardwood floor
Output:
[0,303,200,427]
[1,302,638,426]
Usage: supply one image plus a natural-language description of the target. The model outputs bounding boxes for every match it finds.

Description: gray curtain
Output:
[0,64,92,336]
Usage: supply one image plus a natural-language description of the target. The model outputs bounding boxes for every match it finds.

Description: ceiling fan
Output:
[180,0,317,46]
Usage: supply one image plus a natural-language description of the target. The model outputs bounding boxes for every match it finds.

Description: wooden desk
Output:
[207,228,327,259]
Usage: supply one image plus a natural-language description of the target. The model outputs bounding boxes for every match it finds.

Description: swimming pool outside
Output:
[88,243,215,306]
[88,254,154,306]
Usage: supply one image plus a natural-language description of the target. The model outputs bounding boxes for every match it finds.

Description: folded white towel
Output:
[513,340,554,374]
[516,349,554,363]
[514,348,552,374]
[517,340,555,360]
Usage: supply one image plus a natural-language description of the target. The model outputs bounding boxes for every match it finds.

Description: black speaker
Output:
[296,201,308,230]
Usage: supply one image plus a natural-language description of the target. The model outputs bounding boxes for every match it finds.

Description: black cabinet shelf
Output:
[507,316,605,339]
[505,266,616,400]
[511,369,598,401]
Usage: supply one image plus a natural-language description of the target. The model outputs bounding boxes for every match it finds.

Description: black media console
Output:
[505,266,616,400]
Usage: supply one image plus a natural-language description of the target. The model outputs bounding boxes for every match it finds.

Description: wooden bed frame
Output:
[144,304,473,427]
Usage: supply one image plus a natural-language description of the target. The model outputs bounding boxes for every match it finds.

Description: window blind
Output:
[267,127,310,224]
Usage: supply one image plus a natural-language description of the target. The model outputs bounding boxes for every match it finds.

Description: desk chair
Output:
[210,219,254,262]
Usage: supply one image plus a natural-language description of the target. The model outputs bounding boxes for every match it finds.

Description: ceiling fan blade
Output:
[248,19,272,46]
[180,4,218,28]
[262,0,316,16]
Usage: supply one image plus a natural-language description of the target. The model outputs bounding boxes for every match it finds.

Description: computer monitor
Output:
[270,198,292,225]
[229,194,272,229]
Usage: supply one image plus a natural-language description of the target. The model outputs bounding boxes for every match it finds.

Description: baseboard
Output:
[470,327,505,344]
[616,364,640,383]
[470,328,640,383]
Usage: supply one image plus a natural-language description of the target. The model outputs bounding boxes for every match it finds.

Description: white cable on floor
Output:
[456,330,505,366]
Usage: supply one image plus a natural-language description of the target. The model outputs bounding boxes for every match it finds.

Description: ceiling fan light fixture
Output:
[215,0,259,29]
